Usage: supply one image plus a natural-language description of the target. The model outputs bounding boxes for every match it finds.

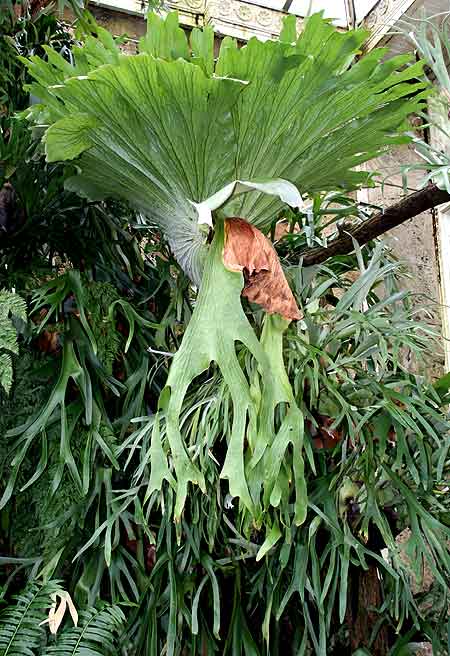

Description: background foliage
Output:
[0,4,449,656]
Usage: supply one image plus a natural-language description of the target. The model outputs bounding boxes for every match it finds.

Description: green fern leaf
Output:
[0,290,27,394]
[0,353,13,395]
[0,581,62,656]
[0,291,27,323]
[43,605,125,656]
[0,321,19,355]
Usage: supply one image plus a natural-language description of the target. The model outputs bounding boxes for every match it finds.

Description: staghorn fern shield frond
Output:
[23,11,428,281]
[22,11,430,531]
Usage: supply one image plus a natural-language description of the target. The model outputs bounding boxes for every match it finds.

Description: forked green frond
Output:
[147,220,305,527]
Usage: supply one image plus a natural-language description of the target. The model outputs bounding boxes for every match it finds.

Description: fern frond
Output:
[43,605,125,656]
[0,289,27,394]
[0,353,13,397]
[0,581,62,656]
[0,291,27,323]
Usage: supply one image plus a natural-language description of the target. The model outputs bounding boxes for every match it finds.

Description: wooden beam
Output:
[301,184,450,266]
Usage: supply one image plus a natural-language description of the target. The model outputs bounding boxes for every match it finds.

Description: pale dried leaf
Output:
[40,591,78,635]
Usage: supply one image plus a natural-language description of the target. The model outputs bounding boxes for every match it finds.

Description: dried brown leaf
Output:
[37,329,61,354]
[223,217,301,321]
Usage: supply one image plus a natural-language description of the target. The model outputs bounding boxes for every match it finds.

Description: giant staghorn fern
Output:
[22,11,429,533]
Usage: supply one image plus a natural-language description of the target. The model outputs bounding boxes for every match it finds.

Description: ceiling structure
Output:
[364,0,450,53]
[241,0,351,27]
[88,0,449,47]
[241,1,380,27]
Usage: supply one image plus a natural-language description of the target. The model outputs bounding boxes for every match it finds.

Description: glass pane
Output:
[354,0,380,22]
[287,0,348,25]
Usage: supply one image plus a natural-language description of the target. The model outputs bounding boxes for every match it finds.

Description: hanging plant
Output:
[21,11,429,537]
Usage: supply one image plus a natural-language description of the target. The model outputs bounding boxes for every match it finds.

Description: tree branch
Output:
[301,184,450,266]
